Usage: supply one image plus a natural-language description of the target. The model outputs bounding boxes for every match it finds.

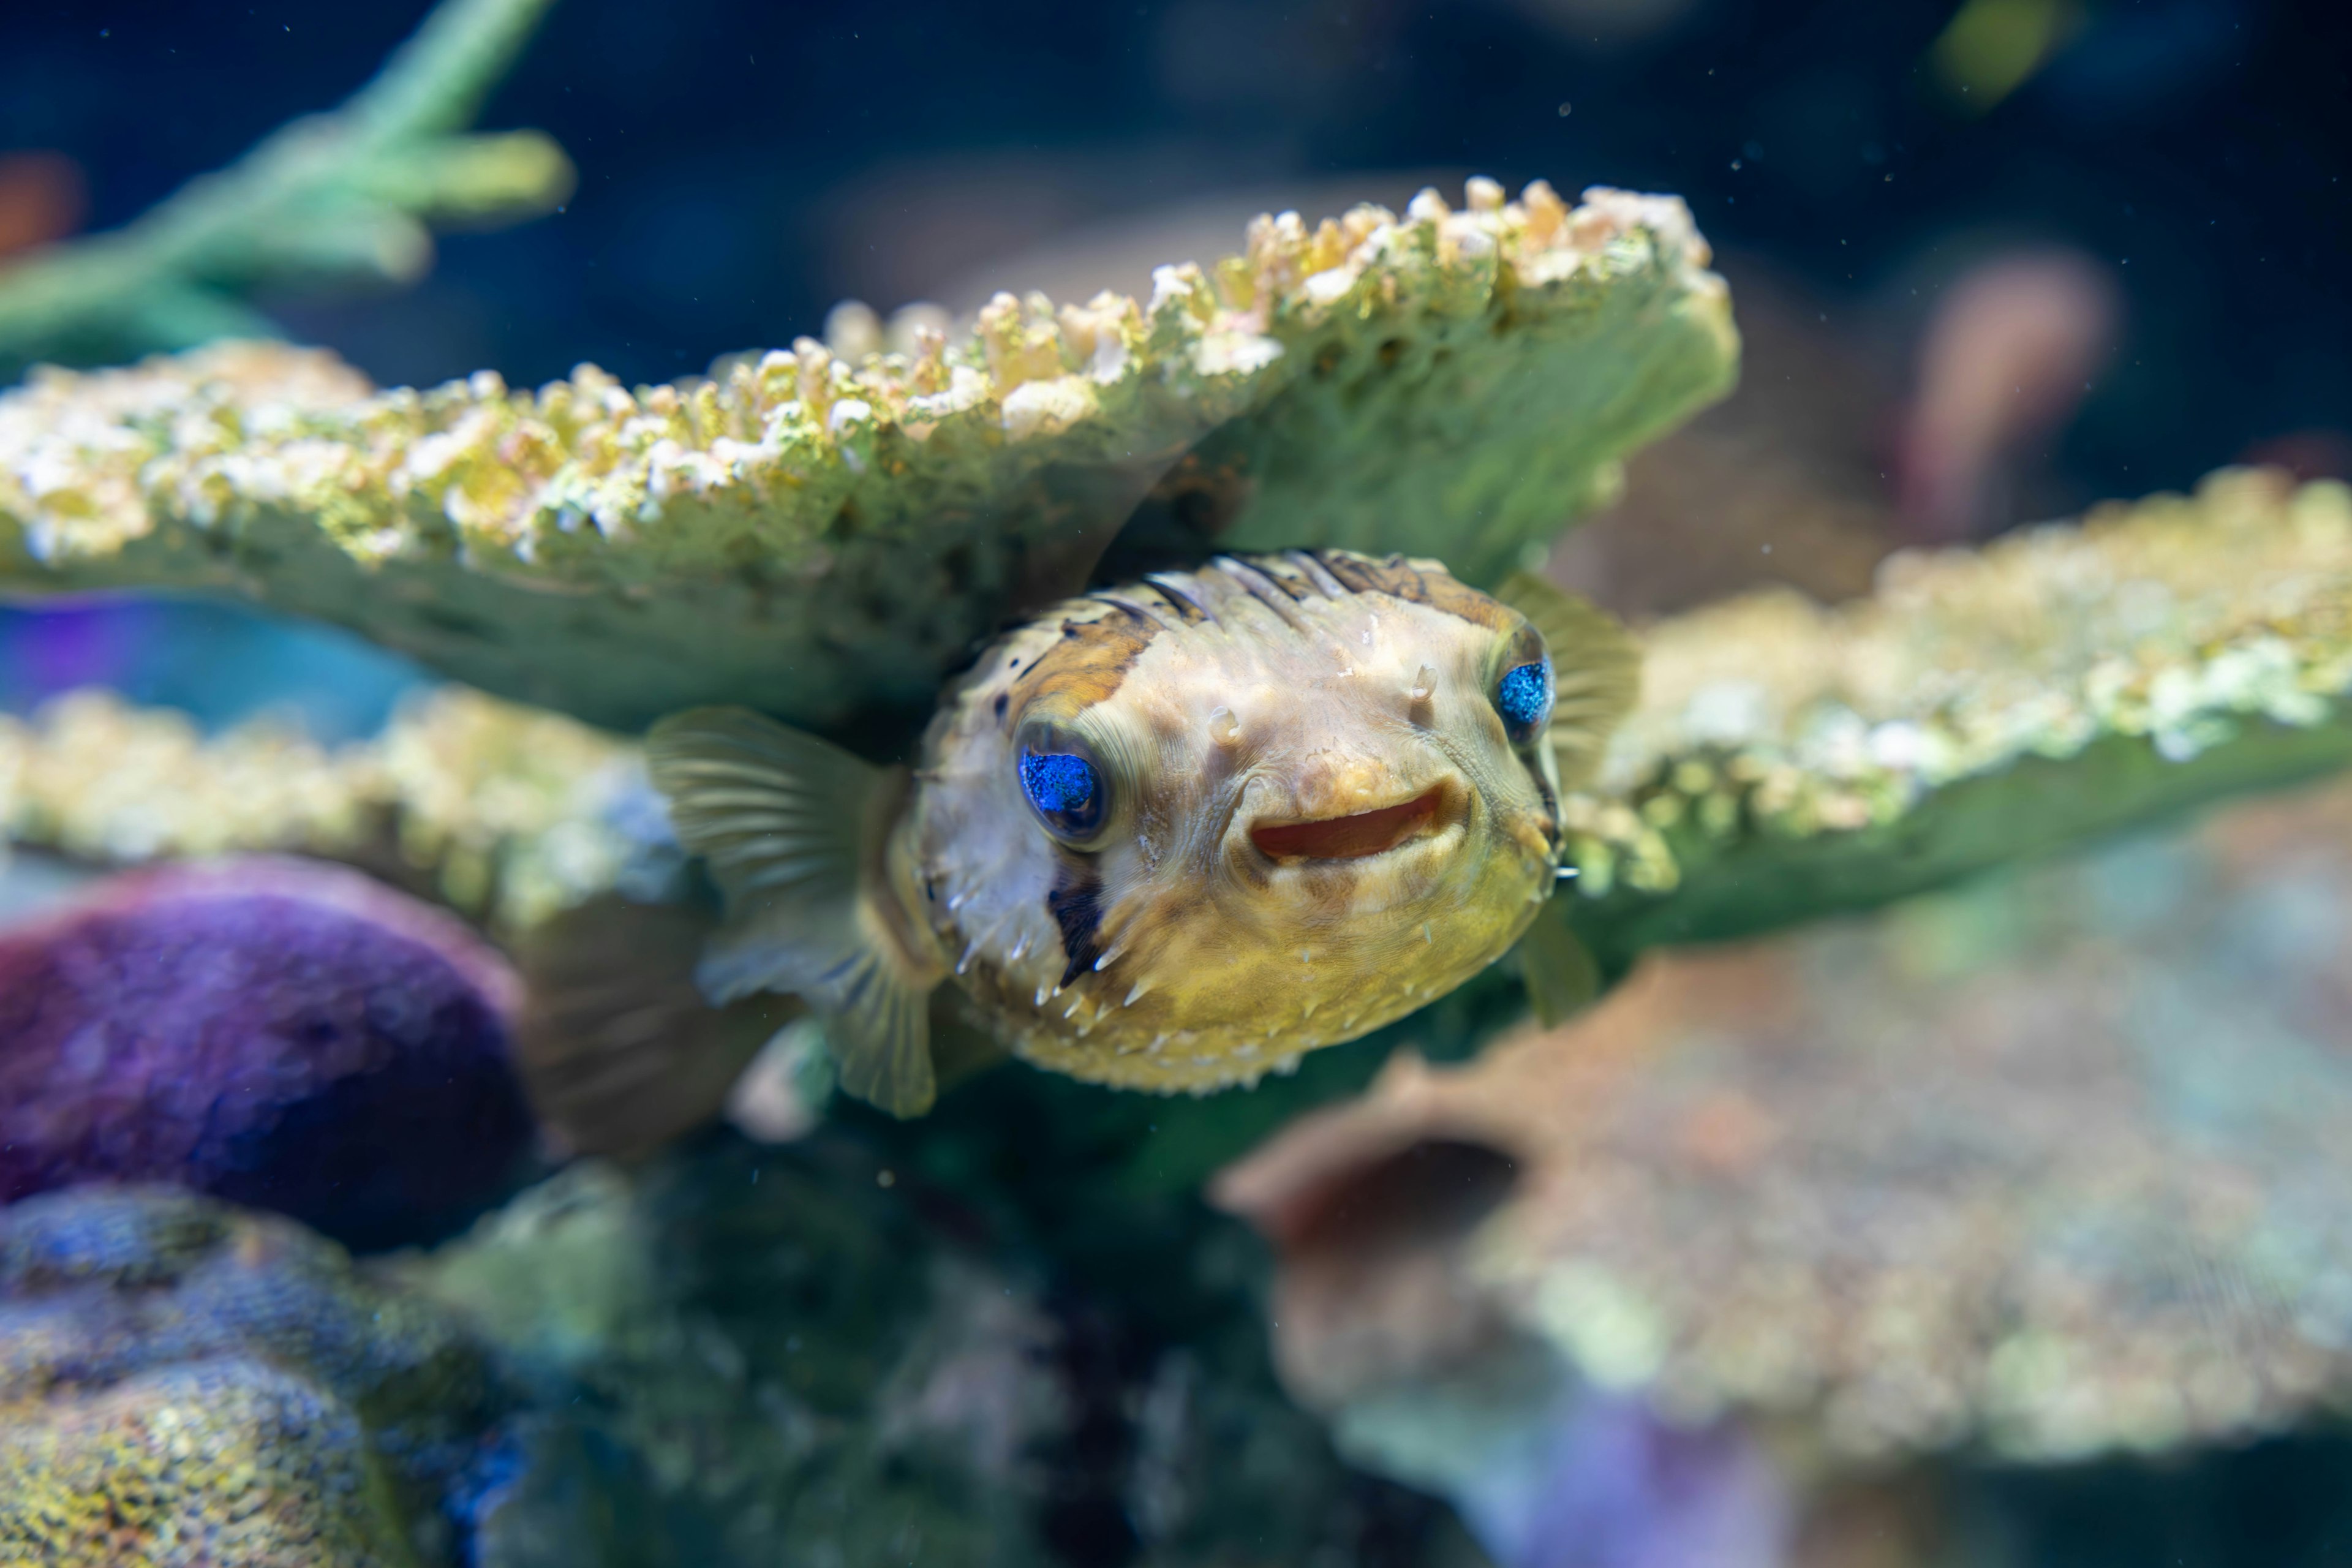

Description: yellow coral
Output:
[0,180,1735,733]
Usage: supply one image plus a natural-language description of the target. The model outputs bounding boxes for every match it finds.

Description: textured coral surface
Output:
[1561,469,2352,968]
[0,1360,417,1568]
[0,181,1733,733]
[0,1186,513,1567]
[0,858,532,1248]
[0,687,656,934]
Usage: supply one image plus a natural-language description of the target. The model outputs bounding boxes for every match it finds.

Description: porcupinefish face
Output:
[908,551,1572,1092]
[648,548,1632,1117]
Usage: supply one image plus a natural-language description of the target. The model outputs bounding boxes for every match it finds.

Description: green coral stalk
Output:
[0,0,573,378]
[0,180,1735,734]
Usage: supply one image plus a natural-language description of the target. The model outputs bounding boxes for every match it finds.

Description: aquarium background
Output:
[5,0,2348,724]
[7,2,2352,1565]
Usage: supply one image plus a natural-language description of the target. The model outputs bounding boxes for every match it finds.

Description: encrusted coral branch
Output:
[0,686,657,935]
[1559,469,2352,970]
[0,181,1735,733]
[0,0,573,377]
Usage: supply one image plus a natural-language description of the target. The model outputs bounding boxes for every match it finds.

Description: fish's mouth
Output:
[1249,786,1453,862]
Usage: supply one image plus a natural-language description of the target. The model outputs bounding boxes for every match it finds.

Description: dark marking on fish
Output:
[993,692,1009,721]
[1047,861,1107,987]
[1208,556,1317,634]
[1284,551,1352,599]
[1143,573,1218,626]
[1316,551,1517,633]
[1012,600,1161,718]
[1529,769,1560,842]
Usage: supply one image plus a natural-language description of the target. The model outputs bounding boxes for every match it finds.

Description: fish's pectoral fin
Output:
[823,948,938,1118]
[1514,900,1602,1028]
[1493,571,1642,788]
[647,706,887,909]
[649,706,944,1118]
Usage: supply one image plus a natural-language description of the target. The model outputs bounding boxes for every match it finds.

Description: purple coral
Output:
[0,856,534,1250]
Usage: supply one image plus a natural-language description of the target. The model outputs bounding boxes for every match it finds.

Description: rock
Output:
[0,856,535,1250]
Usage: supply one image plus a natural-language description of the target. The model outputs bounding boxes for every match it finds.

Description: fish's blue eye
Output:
[1019,750,1106,840]
[1496,659,1553,741]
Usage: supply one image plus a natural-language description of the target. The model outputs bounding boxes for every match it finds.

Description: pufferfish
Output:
[646,549,1638,1117]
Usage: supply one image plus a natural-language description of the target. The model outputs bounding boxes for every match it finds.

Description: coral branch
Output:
[0,0,572,377]
[0,685,654,935]
[0,181,1734,734]
[1559,469,2352,972]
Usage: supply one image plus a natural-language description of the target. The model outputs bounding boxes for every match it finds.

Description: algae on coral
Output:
[0,181,1734,736]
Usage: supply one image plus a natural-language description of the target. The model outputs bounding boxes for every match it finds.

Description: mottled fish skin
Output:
[895,550,1566,1093]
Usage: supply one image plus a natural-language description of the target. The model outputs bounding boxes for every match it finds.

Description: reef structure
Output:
[0,1186,521,1567]
[0,178,1735,734]
[1557,467,2352,971]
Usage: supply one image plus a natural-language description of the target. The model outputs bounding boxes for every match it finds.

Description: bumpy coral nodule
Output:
[0,1186,515,1567]
[0,857,534,1249]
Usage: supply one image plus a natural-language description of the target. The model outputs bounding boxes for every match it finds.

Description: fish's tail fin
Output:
[647,707,944,1118]
[513,895,796,1158]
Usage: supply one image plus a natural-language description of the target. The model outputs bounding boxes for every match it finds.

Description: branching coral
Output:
[0,181,1734,733]
[0,0,573,379]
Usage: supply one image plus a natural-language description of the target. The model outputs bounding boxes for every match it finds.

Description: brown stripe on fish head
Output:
[1310,550,1520,634]
[1008,597,1165,725]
